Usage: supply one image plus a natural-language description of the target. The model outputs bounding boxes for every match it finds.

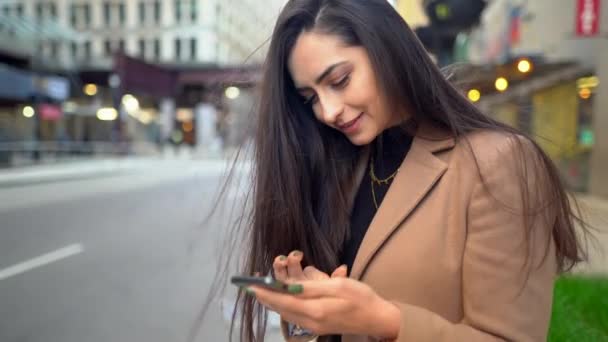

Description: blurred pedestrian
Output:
[211,1,591,342]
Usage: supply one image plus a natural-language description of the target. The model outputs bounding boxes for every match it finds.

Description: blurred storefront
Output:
[406,0,606,194]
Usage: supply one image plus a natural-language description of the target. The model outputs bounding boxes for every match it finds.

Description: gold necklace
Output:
[369,156,399,209]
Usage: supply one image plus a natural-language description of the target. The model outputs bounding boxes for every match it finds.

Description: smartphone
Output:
[231,275,291,293]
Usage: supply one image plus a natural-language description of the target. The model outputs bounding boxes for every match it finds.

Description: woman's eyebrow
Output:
[296,61,348,91]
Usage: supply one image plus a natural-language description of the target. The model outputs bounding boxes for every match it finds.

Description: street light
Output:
[495,77,509,92]
[97,107,118,121]
[225,86,240,99]
[23,106,35,118]
[467,89,481,102]
[83,83,98,96]
[517,59,532,73]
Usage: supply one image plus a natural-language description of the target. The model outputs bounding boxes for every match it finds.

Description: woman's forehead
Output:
[288,32,356,86]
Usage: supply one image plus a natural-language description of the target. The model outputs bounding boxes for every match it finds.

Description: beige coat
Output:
[283,126,557,342]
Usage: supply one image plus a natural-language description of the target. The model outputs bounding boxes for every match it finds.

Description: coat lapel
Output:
[349,125,455,280]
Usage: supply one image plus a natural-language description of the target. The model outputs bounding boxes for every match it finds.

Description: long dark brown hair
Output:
[192,1,592,341]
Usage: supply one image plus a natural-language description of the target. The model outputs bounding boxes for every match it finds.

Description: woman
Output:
[220,0,590,341]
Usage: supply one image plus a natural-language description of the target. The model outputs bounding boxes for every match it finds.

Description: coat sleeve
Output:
[388,136,558,342]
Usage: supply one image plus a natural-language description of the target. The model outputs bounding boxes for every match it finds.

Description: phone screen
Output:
[231,275,290,293]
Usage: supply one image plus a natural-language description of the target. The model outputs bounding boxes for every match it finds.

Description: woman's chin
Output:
[345,130,377,146]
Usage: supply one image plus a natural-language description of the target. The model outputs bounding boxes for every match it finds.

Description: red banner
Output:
[576,0,601,37]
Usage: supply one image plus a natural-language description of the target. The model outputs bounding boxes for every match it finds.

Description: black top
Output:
[330,127,412,342]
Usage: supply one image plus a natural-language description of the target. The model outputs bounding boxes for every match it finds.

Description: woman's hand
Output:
[249,277,401,339]
[272,250,348,283]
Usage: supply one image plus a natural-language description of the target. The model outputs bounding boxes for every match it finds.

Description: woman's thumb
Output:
[331,264,348,278]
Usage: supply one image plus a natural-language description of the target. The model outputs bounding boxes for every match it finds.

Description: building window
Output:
[50,41,58,59]
[84,41,91,59]
[191,0,197,22]
[70,5,78,27]
[71,42,78,59]
[118,39,125,52]
[118,3,126,25]
[35,3,43,20]
[105,40,112,56]
[103,2,111,26]
[139,39,146,58]
[190,38,196,60]
[139,2,145,23]
[175,38,181,60]
[154,1,161,23]
[49,3,57,18]
[154,39,161,60]
[175,0,181,22]
[84,4,91,26]
[2,6,9,16]
[15,4,23,17]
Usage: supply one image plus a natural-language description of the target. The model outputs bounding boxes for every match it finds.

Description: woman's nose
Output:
[318,94,344,125]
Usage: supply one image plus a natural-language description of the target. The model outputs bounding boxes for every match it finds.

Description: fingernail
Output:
[245,287,256,296]
[291,250,302,257]
[287,284,303,294]
[279,255,287,261]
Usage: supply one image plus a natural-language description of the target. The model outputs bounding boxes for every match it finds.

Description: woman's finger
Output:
[303,265,329,280]
[331,264,348,278]
[273,255,288,282]
[287,250,305,281]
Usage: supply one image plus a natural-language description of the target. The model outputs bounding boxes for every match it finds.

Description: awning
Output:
[0,64,34,100]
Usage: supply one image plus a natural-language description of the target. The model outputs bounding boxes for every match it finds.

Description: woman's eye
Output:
[332,75,350,88]
[303,94,318,105]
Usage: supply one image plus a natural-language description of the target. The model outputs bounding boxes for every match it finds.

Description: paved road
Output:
[0,160,282,342]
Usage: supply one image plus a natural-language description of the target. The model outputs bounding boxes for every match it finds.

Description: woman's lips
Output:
[338,113,363,134]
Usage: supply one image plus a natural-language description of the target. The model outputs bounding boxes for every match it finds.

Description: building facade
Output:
[0,0,286,69]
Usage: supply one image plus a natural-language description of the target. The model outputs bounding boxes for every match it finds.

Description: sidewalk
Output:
[0,158,147,188]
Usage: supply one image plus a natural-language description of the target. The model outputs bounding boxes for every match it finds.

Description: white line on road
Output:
[0,244,84,281]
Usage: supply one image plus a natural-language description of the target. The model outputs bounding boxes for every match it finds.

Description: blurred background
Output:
[0,0,606,341]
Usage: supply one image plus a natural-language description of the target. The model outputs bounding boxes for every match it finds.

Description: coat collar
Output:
[349,122,455,280]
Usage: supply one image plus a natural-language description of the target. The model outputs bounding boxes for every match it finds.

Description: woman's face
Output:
[288,31,401,146]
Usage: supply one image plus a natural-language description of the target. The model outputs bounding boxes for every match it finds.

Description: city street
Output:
[0,159,282,342]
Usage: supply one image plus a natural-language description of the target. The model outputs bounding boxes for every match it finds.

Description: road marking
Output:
[0,244,84,281]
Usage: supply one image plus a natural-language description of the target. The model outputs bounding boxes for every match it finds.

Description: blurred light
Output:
[225,86,240,99]
[96,107,118,121]
[467,89,481,102]
[108,74,121,88]
[171,130,183,144]
[579,87,591,99]
[22,106,35,118]
[63,101,77,113]
[495,77,509,92]
[138,110,153,125]
[84,84,98,96]
[580,129,594,146]
[435,4,451,19]
[182,121,193,133]
[121,94,140,114]
[517,59,532,73]
[176,108,193,122]
[577,76,600,89]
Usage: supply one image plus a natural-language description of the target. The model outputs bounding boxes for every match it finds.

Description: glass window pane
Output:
[190,38,196,60]
[139,2,145,23]
[84,4,91,25]
[139,39,146,58]
[154,1,161,23]
[154,39,161,60]
[175,38,181,59]
[119,4,125,25]
[84,41,91,59]
[104,2,111,26]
